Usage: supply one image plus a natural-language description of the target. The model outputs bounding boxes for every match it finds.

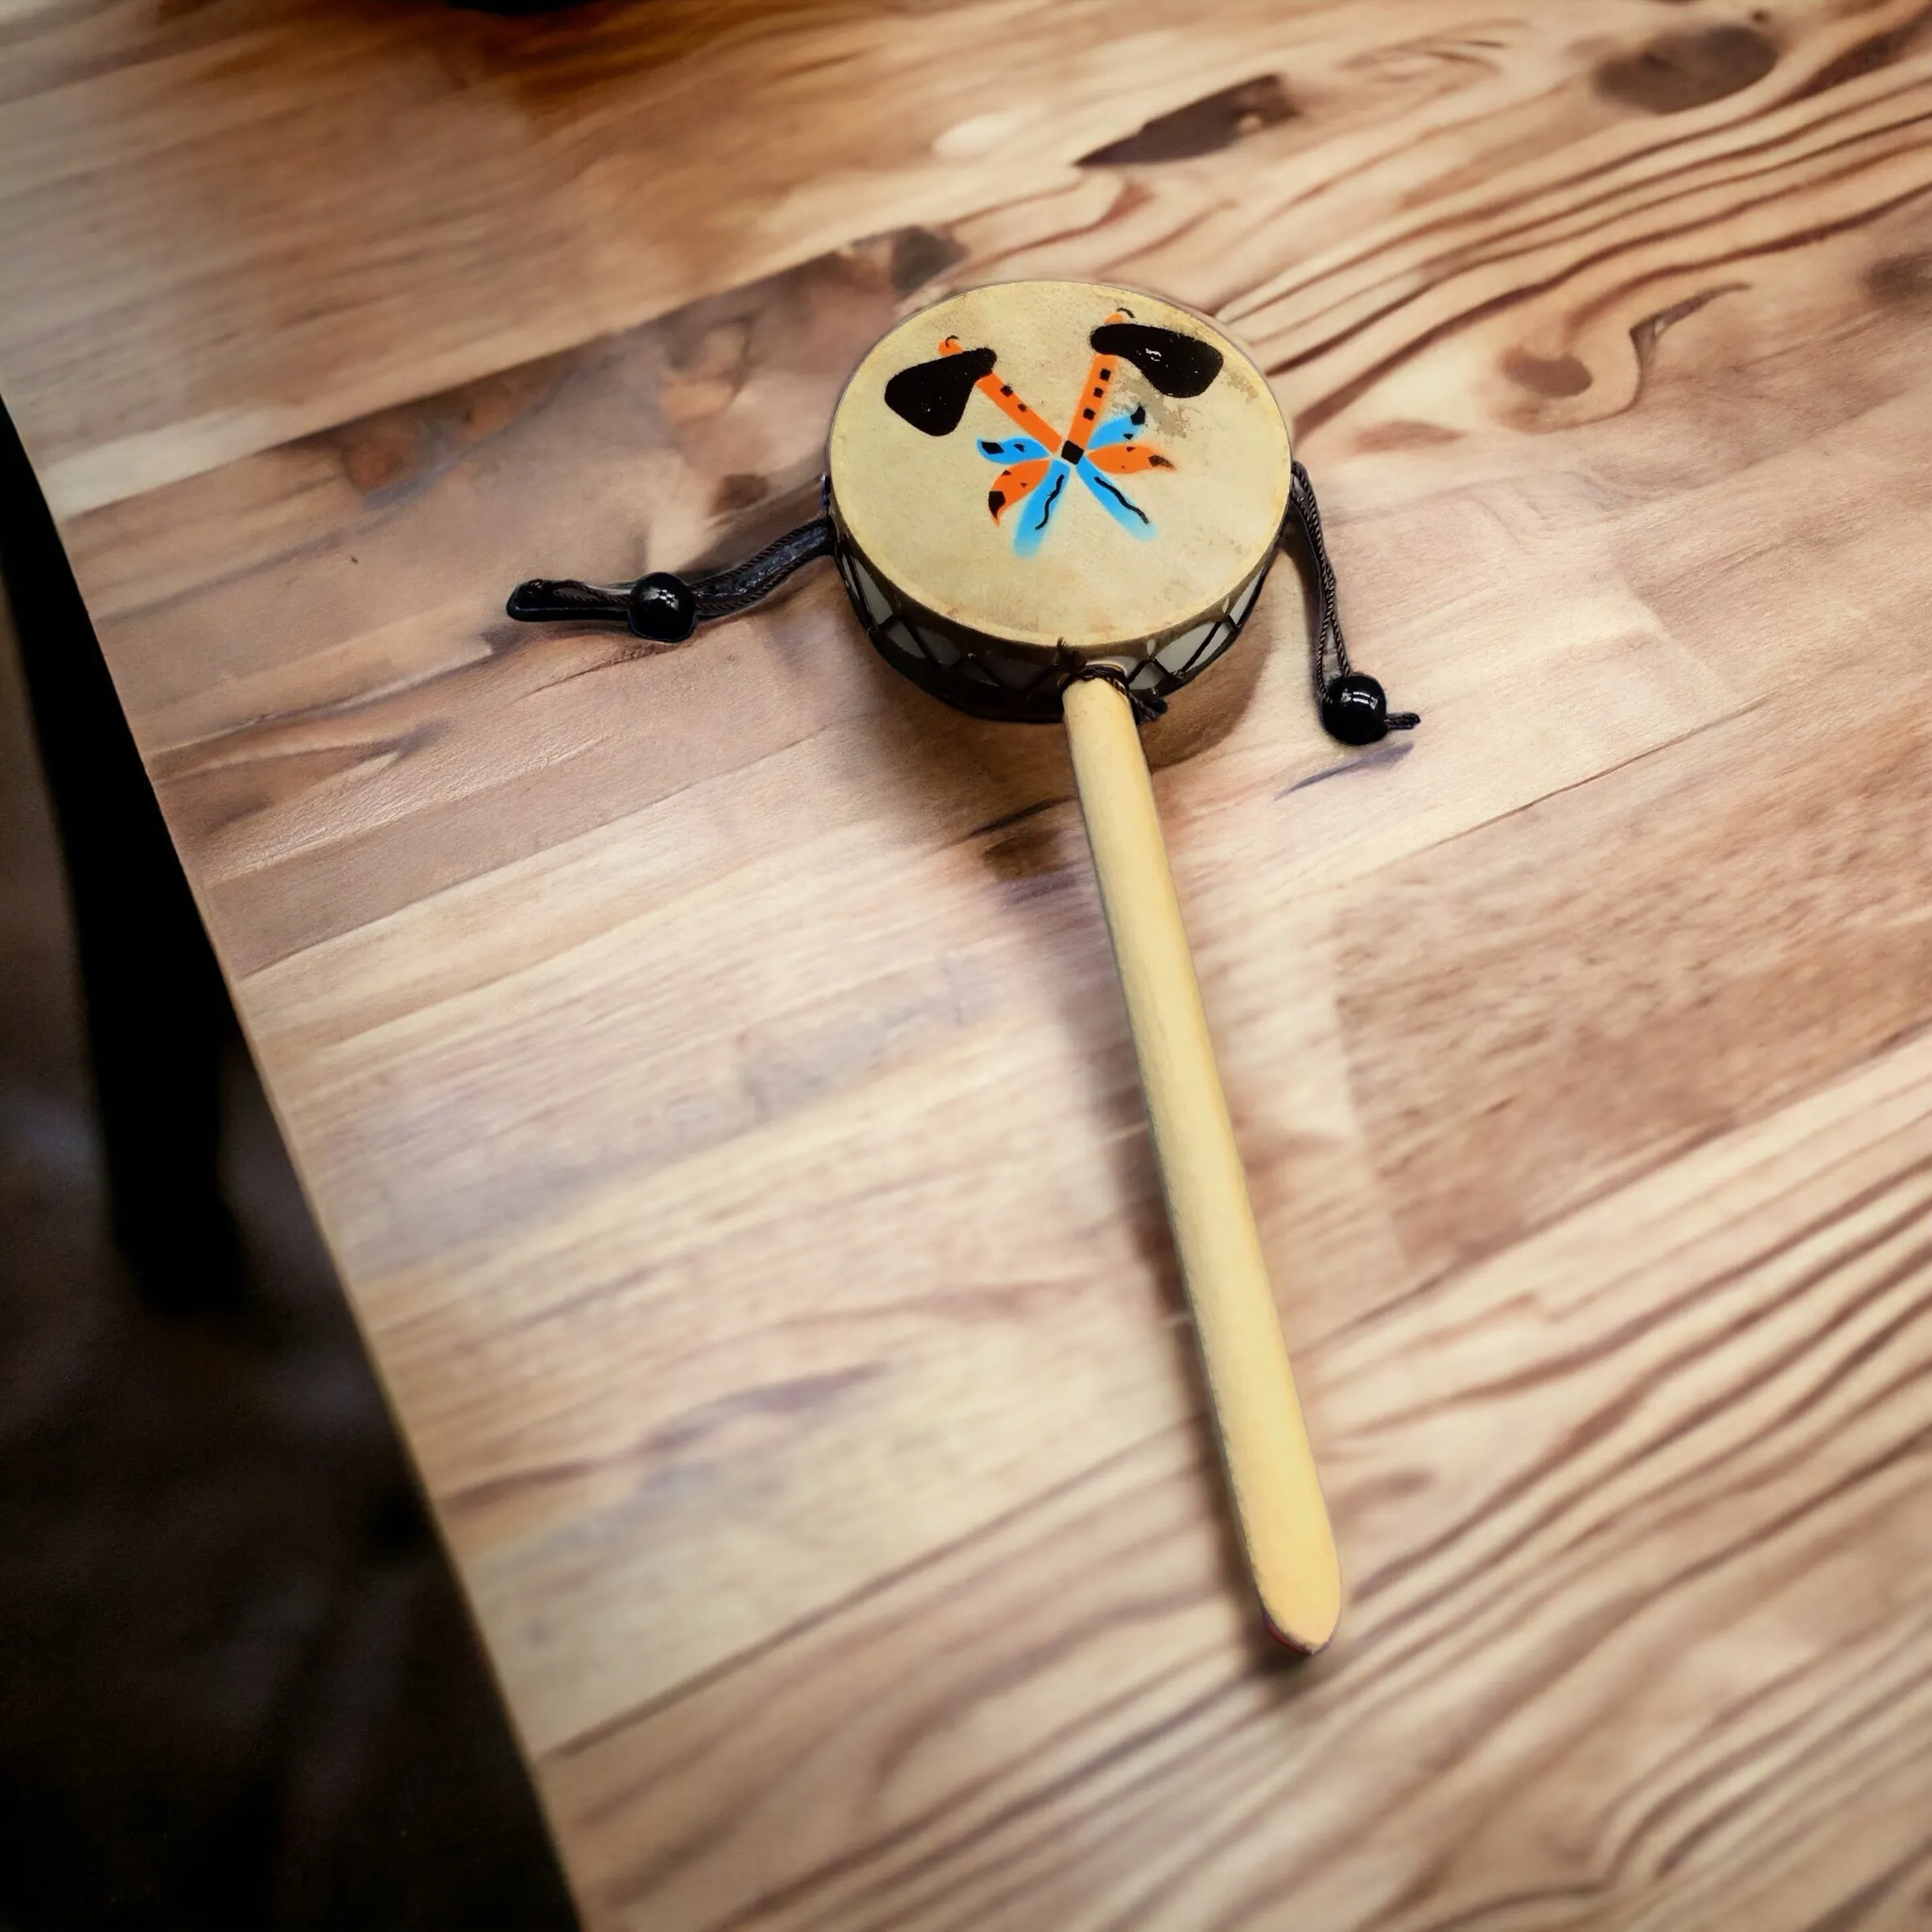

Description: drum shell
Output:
[829,493,1279,723]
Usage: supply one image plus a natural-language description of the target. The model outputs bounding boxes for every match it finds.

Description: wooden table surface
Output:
[9,0,1932,1923]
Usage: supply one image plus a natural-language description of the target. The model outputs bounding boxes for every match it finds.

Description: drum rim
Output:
[826,277,1291,656]
[830,509,1281,723]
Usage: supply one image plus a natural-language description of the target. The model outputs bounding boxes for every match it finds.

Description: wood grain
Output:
[7,0,1932,1924]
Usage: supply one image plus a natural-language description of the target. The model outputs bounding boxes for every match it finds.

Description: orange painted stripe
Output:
[938,314,1141,454]
[974,373,1060,445]
[936,333,1061,444]
[1060,308,1133,459]
[1086,442,1172,476]
[987,455,1051,522]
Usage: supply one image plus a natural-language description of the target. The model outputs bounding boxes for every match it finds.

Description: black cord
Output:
[689,517,837,620]
[1286,459,1419,746]
[507,463,1419,749]
[507,516,834,643]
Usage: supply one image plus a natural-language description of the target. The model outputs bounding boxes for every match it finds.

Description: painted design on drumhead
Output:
[883,307,1222,557]
[831,281,1290,656]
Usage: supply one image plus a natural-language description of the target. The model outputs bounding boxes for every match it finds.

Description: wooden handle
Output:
[1062,676,1341,1651]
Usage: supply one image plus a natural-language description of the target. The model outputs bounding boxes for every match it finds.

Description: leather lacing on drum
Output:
[505,465,1419,746]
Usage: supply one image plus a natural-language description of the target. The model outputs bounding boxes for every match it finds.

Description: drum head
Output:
[828,281,1291,657]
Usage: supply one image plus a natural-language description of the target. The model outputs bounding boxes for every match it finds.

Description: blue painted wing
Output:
[1084,404,1147,452]
[1012,459,1073,557]
[977,435,1049,463]
[1077,458,1156,541]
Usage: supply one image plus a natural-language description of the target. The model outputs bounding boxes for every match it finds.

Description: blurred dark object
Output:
[0,398,240,1319]
[447,0,591,16]
[0,408,579,1927]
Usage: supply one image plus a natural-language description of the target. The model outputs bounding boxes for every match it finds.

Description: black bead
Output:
[627,572,697,643]
[1320,673,1389,745]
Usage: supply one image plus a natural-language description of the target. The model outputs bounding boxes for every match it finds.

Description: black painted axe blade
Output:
[1090,323,1223,398]
[884,345,999,435]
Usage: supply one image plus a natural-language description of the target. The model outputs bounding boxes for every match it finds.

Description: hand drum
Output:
[831,282,1336,1649]
[827,282,1288,723]
[508,279,1378,1650]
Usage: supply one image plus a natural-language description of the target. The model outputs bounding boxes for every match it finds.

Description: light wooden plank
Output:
[7,0,1932,1922]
